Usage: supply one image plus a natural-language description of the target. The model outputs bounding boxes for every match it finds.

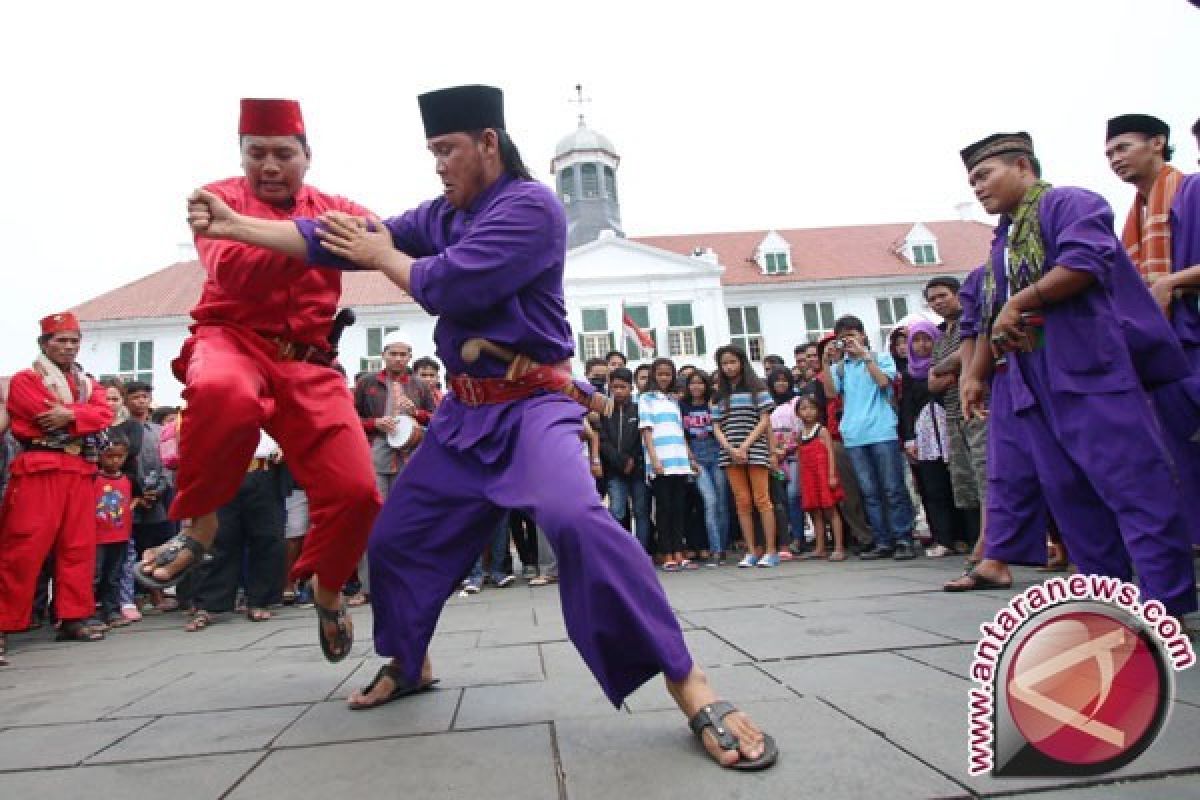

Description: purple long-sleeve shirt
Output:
[984,187,1190,408]
[1170,173,1200,352]
[295,174,572,379]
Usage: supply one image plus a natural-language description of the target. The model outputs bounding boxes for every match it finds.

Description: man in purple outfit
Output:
[954,132,1197,620]
[186,85,776,771]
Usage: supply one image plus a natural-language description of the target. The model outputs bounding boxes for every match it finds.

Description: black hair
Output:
[648,357,677,392]
[683,368,713,404]
[584,357,607,373]
[151,407,178,425]
[763,354,785,365]
[998,151,1042,178]
[604,350,627,365]
[468,129,533,180]
[99,377,126,395]
[793,344,807,355]
[795,394,821,411]
[833,315,865,335]
[1192,117,1200,137]
[609,367,634,385]
[413,356,441,373]
[924,275,961,298]
[767,366,795,407]
[104,434,131,451]
[713,344,766,412]
[124,380,153,395]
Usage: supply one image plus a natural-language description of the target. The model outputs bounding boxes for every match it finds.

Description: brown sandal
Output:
[185,610,213,632]
[56,620,105,642]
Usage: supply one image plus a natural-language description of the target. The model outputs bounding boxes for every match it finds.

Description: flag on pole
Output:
[623,309,655,358]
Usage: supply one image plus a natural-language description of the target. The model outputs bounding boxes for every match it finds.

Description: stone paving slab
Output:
[272,689,459,748]
[1027,775,1200,799]
[684,605,954,660]
[0,753,260,800]
[759,651,963,698]
[425,642,544,688]
[455,676,618,728]
[0,718,149,770]
[555,698,967,799]
[625,663,794,712]
[826,682,1200,795]
[226,724,559,800]
[88,705,307,763]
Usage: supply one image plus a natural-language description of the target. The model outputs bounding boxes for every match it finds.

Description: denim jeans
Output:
[606,473,651,549]
[469,513,512,585]
[783,459,805,545]
[846,440,914,549]
[689,437,730,553]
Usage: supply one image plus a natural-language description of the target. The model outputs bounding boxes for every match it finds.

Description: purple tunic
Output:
[1170,173,1200,360]
[983,187,1196,615]
[296,175,695,703]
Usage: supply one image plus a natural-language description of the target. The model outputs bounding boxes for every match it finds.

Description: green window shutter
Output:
[582,308,607,332]
[625,334,639,360]
[607,331,616,352]
[367,327,382,357]
[779,253,789,270]
[820,302,834,328]
[727,307,744,335]
[895,297,909,318]
[745,306,760,333]
[694,325,706,355]
[626,305,649,328]
[137,341,153,370]
[667,303,693,327]
[803,304,819,332]
[119,342,135,372]
[649,329,658,352]
[576,333,586,359]
[876,298,892,326]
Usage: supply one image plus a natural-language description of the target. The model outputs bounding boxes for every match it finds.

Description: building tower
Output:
[551,85,624,249]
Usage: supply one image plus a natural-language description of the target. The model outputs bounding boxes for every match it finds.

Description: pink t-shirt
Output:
[770,399,799,462]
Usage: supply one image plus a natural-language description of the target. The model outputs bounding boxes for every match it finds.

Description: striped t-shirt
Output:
[713,389,775,467]
[637,391,692,476]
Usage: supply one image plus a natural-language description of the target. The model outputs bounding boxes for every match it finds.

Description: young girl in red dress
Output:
[795,396,846,561]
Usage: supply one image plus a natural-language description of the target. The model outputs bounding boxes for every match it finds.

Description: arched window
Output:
[581,163,599,198]
[558,166,576,204]
[603,166,617,201]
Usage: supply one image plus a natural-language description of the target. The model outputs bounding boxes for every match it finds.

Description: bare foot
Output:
[666,666,768,767]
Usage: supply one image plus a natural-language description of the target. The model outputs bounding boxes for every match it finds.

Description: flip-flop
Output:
[135,533,211,590]
[315,601,353,664]
[55,621,105,642]
[348,663,440,711]
[688,701,778,771]
[944,569,1013,592]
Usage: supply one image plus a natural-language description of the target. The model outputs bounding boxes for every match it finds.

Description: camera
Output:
[832,340,846,351]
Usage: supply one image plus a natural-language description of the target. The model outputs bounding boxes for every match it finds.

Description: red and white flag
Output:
[622,310,655,358]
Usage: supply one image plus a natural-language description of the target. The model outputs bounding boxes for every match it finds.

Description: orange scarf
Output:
[1122,164,1183,284]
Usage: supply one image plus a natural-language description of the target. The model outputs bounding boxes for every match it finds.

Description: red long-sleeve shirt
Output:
[191,176,370,347]
[6,368,113,475]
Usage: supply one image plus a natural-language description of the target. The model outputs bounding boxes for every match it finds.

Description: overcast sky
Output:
[1,0,1197,375]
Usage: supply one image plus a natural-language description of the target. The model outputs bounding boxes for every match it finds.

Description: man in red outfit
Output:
[0,312,114,665]
[137,99,380,663]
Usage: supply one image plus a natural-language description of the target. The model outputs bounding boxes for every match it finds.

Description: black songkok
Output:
[418,85,505,139]
[960,132,1035,171]
[1106,114,1170,143]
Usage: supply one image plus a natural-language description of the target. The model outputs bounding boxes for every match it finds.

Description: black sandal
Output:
[348,662,440,711]
[135,533,211,590]
[943,568,1013,592]
[688,701,778,771]
[56,620,105,642]
[315,601,353,664]
[0,632,8,666]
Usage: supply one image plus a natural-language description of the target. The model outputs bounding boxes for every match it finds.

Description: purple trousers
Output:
[985,351,1197,617]
[367,393,694,707]
[1150,373,1200,546]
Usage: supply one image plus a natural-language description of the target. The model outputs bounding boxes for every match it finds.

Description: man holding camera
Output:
[820,316,916,560]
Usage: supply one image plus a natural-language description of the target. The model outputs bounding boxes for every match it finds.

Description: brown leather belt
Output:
[247,457,274,472]
[260,334,335,367]
[450,358,612,416]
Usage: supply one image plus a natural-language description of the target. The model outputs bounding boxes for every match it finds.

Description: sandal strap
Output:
[689,701,740,751]
[361,663,401,695]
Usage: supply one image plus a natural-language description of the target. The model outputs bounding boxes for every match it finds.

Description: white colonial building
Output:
[73,115,992,405]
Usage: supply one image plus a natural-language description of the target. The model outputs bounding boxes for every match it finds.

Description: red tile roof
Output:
[73,220,994,321]
[73,262,413,322]
[632,220,994,285]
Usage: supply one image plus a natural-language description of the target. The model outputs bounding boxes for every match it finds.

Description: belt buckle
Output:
[276,338,296,361]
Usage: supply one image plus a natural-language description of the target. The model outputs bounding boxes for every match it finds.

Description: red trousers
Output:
[171,324,380,590]
[0,461,96,630]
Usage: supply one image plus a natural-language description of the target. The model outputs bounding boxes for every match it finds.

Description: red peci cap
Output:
[40,312,80,336]
[238,98,305,137]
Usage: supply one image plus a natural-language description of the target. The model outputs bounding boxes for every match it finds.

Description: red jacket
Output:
[6,369,112,475]
[191,176,370,348]
[354,371,435,435]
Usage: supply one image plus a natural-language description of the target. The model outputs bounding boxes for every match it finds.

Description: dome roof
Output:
[555,120,617,158]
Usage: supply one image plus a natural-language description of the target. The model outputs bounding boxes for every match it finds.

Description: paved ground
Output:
[1,555,1198,799]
